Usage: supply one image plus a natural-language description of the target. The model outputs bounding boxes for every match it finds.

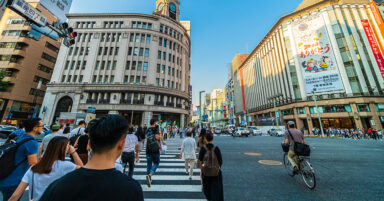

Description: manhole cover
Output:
[258,160,282,166]
[244,152,262,156]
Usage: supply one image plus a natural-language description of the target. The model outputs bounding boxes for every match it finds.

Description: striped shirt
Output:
[123,133,138,152]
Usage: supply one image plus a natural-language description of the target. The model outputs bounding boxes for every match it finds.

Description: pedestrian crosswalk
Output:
[130,138,205,201]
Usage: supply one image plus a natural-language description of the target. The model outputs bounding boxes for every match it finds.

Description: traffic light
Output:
[57,22,77,47]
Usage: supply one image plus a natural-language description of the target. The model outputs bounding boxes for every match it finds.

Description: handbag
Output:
[281,143,289,152]
[287,129,311,156]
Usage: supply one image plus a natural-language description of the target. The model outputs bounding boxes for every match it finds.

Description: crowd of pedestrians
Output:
[312,127,383,140]
[0,115,225,201]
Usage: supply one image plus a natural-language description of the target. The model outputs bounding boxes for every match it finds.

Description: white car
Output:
[215,128,222,134]
[232,127,250,137]
[268,128,285,137]
[247,126,262,136]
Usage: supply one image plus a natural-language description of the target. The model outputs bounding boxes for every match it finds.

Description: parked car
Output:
[0,126,18,139]
[215,128,222,134]
[247,126,262,136]
[225,125,236,134]
[268,128,285,137]
[232,127,250,137]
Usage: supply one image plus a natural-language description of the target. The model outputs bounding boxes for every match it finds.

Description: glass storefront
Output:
[312,118,355,129]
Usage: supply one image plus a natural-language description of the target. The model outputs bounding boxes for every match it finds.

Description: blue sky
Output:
[69,0,303,108]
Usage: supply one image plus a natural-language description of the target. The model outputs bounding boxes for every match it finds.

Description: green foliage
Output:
[0,70,10,92]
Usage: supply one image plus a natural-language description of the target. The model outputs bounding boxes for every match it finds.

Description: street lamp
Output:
[312,91,325,137]
[199,90,205,128]
[268,94,283,126]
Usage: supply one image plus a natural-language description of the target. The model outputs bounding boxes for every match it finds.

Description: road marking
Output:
[136,163,188,167]
[244,152,262,156]
[135,168,200,173]
[133,175,200,180]
[141,185,202,192]
[258,160,282,166]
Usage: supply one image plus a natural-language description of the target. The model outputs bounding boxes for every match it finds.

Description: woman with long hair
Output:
[8,137,83,201]
[74,128,90,165]
[198,128,208,148]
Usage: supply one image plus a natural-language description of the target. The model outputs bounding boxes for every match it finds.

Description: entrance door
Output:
[53,96,73,124]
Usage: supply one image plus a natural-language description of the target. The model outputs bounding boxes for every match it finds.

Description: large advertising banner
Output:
[37,0,73,22]
[290,14,344,94]
[361,20,384,81]
[369,1,384,52]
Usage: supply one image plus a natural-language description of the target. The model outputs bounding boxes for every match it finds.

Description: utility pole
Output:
[313,91,325,136]
[199,90,205,128]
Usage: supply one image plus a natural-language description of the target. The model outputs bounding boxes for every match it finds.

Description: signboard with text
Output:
[11,0,47,26]
[290,13,344,94]
[38,0,73,22]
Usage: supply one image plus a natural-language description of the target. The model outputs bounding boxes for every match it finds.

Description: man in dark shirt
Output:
[40,115,143,201]
[145,119,161,187]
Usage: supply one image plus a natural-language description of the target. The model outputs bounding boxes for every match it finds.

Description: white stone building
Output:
[39,0,191,127]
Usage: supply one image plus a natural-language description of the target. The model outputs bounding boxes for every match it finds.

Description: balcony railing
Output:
[166,102,174,107]
[99,99,110,104]
[154,101,164,106]
[176,104,182,108]
[86,99,97,104]
[120,99,132,104]
[133,100,144,104]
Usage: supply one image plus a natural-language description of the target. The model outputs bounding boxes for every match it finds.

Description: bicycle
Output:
[283,152,316,189]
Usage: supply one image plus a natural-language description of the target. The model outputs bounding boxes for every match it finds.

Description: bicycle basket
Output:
[281,143,289,152]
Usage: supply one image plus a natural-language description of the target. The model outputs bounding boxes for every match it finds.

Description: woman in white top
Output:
[8,136,83,201]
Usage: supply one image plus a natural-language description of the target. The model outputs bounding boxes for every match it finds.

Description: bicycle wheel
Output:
[283,153,294,177]
[301,161,316,189]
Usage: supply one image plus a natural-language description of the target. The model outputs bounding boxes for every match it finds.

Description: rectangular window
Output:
[109,47,114,55]
[107,33,111,42]
[135,34,140,43]
[82,33,87,42]
[70,61,75,69]
[128,47,132,55]
[144,62,148,71]
[171,81,174,88]
[130,34,134,42]
[159,37,162,46]
[142,76,147,84]
[98,76,102,83]
[76,61,81,69]
[136,76,140,84]
[138,61,142,70]
[107,61,111,70]
[61,75,66,82]
[142,23,147,29]
[124,76,128,84]
[161,65,165,74]
[104,76,109,83]
[117,33,122,42]
[145,48,149,57]
[164,39,167,47]
[132,61,136,70]
[160,25,163,32]
[112,33,116,42]
[137,22,142,29]
[169,41,172,49]
[92,75,96,83]
[73,75,78,82]
[80,47,84,55]
[88,33,93,42]
[101,33,105,42]
[67,75,72,82]
[79,75,83,83]
[157,51,161,59]
[110,76,114,84]
[172,68,175,76]
[65,61,70,69]
[115,47,119,55]
[101,61,105,70]
[82,61,87,70]
[168,66,171,75]
[148,23,152,30]
[95,61,100,69]
[68,47,73,55]
[157,64,161,73]
[167,80,170,88]
[141,34,145,43]
[168,53,171,62]
[130,76,135,84]
[132,21,136,28]
[104,47,108,55]
[86,47,90,55]
[146,35,151,43]
[126,61,130,70]
[139,48,144,56]
[156,78,160,86]
[133,47,138,56]
[162,52,166,60]
[112,61,117,70]
[74,47,79,55]
[98,47,103,55]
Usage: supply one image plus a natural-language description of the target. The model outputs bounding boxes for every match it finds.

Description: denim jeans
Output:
[146,154,160,175]
[0,186,18,201]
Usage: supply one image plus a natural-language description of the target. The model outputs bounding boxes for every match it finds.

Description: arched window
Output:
[52,96,73,124]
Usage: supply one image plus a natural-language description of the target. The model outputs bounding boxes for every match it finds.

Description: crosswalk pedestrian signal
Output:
[59,22,77,47]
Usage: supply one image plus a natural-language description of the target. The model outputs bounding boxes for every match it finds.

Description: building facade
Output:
[0,2,62,125]
[234,0,384,133]
[40,0,191,127]
[225,63,236,125]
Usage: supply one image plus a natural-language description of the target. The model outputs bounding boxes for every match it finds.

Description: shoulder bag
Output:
[287,129,311,156]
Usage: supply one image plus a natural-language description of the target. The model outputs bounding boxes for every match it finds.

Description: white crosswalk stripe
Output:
[126,138,205,200]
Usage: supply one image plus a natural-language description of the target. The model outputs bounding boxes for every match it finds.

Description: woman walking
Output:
[8,137,83,201]
[135,127,145,163]
[198,131,224,201]
[74,128,90,164]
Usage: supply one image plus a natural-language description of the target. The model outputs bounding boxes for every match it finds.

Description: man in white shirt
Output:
[122,127,139,177]
[39,125,63,157]
[180,131,197,180]
[69,121,86,138]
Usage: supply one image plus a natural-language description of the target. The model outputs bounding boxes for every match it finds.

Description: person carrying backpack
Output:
[198,130,223,201]
[145,119,161,187]
[0,118,41,201]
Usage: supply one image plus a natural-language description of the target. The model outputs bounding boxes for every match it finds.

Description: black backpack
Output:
[69,128,82,146]
[0,138,35,179]
[146,127,159,153]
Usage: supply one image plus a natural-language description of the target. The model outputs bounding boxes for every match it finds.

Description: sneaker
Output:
[189,175,192,180]
[146,175,151,187]
[185,171,189,175]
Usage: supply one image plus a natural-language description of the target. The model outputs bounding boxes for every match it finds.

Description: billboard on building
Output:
[36,0,73,22]
[290,13,344,94]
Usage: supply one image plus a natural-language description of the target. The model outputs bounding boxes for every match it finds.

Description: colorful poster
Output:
[361,20,384,81]
[290,14,344,94]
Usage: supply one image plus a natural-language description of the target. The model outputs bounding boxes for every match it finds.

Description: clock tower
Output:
[154,0,180,21]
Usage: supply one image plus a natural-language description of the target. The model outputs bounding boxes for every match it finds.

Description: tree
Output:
[0,70,10,92]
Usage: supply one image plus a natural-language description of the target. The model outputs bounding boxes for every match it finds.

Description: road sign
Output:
[87,107,96,113]
[10,0,48,27]
[158,115,162,121]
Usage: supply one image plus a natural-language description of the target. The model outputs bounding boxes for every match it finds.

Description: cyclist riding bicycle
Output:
[283,121,306,175]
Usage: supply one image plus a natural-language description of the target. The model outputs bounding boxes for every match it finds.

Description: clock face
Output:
[158,3,164,11]
[169,3,176,12]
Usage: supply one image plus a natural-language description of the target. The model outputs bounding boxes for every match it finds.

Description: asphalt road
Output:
[216,135,384,201]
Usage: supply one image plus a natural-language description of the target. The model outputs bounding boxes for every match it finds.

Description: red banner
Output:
[361,20,384,81]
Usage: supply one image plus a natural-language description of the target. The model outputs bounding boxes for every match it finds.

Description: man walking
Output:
[0,118,41,201]
[146,119,161,187]
[283,121,305,174]
[180,131,197,180]
[122,127,140,177]
[40,115,143,201]
[39,124,62,157]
